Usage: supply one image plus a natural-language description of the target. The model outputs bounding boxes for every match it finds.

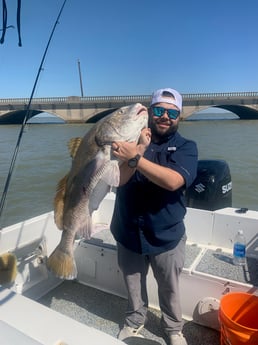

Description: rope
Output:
[0,0,7,44]
[0,0,23,46]
[17,0,22,46]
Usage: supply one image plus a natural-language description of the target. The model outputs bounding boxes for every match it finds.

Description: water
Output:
[0,118,258,228]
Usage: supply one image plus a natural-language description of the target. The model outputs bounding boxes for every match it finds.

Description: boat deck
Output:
[37,234,258,345]
[38,280,220,345]
[1,204,258,344]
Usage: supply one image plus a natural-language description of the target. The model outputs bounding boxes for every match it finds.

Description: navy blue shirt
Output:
[110,131,198,255]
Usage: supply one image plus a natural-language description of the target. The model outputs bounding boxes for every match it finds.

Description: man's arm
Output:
[136,157,185,191]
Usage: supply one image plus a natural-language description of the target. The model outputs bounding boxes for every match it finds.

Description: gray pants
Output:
[117,235,186,335]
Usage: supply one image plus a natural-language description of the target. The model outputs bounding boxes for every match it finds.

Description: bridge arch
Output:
[183,104,258,120]
[1,105,258,123]
[85,108,119,123]
[0,107,122,124]
[213,105,258,119]
[0,110,44,124]
[1,92,258,123]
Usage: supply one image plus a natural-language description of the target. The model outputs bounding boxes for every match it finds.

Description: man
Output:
[111,88,198,345]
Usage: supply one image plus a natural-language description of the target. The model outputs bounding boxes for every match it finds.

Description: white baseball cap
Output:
[150,88,182,111]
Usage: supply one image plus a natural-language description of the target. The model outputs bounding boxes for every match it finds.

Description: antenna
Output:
[77,59,84,97]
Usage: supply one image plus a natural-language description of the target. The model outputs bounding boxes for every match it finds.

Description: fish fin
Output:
[91,222,110,235]
[54,175,68,230]
[68,137,82,158]
[47,244,77,280]
[0,252,17,285]
[101,160,120,186]
[89,180,111,214]
[77,213,92,239]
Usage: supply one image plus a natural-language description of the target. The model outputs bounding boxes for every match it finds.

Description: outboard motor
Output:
[185,160,232,211]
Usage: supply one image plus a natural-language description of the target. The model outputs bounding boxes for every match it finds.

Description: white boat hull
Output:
[0,192,257,344]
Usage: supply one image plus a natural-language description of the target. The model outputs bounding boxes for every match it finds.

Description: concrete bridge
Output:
[1,92,258,124]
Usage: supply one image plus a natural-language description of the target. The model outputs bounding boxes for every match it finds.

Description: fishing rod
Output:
[0,0,68,224]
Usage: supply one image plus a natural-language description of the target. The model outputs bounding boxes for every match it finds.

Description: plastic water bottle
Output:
[233,230,246,266]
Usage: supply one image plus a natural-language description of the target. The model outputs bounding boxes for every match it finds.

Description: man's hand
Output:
[138,128,151,155]
[112,141,138,161]
[112,128,151,161]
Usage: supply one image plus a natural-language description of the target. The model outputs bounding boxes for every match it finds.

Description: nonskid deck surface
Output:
[194,249,258,284]
[38,280,220,345]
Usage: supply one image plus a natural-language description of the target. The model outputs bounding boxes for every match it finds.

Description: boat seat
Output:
[82,231,258,288]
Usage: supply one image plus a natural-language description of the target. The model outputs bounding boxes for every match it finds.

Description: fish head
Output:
[95,103,148,145]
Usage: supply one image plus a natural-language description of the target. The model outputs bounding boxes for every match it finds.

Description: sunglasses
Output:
[151,106,180,120]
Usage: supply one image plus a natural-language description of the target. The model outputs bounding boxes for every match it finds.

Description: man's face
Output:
[149,102,180,140]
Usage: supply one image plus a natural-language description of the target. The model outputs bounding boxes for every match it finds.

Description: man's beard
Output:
[149,117,178,142]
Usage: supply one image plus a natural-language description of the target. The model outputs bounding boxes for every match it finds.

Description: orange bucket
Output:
[219,292,258,345]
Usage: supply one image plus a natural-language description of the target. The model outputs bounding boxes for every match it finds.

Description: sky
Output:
[1,0,258,99]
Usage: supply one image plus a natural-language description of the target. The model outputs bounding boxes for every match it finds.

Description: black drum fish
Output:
[47,103,148,279]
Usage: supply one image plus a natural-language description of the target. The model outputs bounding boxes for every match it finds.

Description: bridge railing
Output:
[0,91,258,104]
[0,96,151,103]
[183,91,258,99]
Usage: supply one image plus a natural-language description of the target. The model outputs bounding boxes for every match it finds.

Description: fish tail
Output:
[46,244,77,280]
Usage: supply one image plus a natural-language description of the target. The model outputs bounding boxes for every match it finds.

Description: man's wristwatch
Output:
[127,154,141,168]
